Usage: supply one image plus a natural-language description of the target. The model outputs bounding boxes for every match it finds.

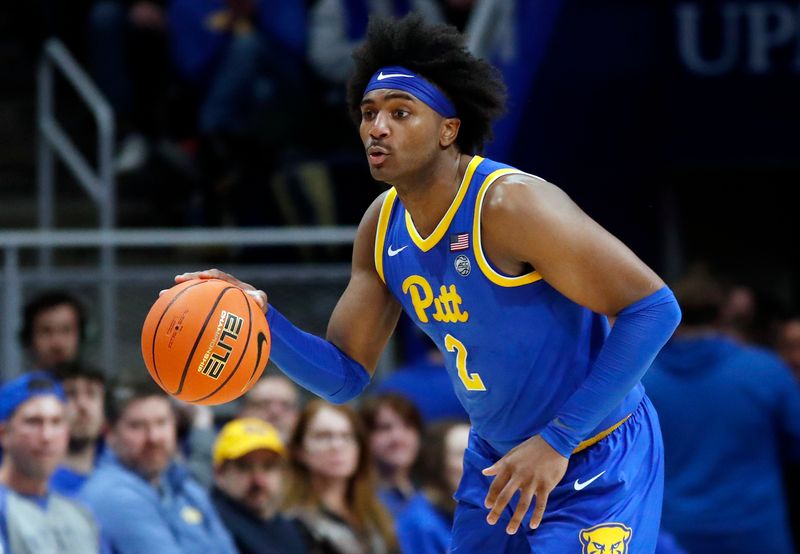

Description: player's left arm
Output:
[480,174,681,533]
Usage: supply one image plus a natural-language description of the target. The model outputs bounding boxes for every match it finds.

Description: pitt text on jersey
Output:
[402,275,469,324]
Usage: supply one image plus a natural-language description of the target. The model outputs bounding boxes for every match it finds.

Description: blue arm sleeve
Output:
[266,305,371,403]
[540,286,682,457]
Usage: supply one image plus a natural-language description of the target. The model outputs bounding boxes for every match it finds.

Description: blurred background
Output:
[2,0,798,375]
[0,0,799,551]
[1,0,798,373]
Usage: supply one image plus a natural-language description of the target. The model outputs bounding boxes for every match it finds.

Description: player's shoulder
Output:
[482,171,572,224]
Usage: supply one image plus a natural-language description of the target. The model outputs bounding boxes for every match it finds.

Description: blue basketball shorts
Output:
[450,396,664,553]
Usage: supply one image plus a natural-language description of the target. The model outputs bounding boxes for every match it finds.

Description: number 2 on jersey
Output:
[444,334,486,391]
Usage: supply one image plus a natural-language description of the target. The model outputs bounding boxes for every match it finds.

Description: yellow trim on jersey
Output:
[404,155,483,252]
[572,415,630,454]
[374,188,398,284]
[472,169,543,287]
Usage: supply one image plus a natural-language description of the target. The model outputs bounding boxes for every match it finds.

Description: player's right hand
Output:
[171,269,269,312]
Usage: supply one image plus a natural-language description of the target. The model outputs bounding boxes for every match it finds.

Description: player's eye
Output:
[361,109,375,120]
[393,109,409,119]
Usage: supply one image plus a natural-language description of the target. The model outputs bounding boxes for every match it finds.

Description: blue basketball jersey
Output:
[375,155,643,455]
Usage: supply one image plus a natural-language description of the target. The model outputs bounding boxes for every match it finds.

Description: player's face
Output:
[215,449,284,517]
[62,377,105,443]
[0,395,69,481]
[359,89,445,183]
[240,377,300,441]
[109,396,176,482]
[368,405,420,474]
[299,407,359,481]
[31,304,81,369]
[443,424,470,494]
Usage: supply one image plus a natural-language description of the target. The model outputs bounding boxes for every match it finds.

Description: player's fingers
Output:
[482,467,508,509]
[506,486,535,535]
[246,289,268,310]
[529,489,550,529]
[174,269,217,283]
[481,464,498,476]
[486,478,518,525]
[176,268,242,286]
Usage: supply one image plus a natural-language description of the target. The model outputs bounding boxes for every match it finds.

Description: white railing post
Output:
[3,248,23,381]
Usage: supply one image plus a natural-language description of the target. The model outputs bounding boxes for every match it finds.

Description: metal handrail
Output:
[0,227,358,380]
[36,38,117,374]
[1,227,358,248]
[37,38,116,238]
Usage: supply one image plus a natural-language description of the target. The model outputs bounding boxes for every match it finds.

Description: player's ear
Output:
[440,117,461,148]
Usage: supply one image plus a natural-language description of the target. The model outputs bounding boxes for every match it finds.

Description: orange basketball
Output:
[141,278,271,405]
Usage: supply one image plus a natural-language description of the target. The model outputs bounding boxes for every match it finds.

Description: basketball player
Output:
[178,15,681,553]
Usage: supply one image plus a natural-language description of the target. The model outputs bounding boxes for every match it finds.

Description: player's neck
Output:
[395,152,470,239]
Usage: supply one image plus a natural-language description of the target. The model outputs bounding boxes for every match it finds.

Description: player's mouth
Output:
[367,146,389,167]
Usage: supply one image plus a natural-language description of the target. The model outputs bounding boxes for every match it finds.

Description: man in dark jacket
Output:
[212,417,308,554]
[645,268,800,554]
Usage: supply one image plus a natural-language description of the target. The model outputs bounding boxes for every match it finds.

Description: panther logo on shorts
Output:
[579,522,633,554]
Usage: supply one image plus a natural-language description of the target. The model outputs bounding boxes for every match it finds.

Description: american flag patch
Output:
[449,233,469,251]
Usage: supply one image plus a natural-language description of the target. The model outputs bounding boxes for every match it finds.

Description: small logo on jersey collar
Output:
[454,255,471,277]
[388,244,408,257]
[450,233,469,252]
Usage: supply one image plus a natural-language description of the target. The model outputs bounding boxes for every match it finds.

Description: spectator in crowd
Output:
[644,268,800,554]
[307,0,442,87]
[80,380,237,554]
[211,417,309,554]
[395,420,469,554]
[167,0,309,226]
[359,393,422,517]
[168,0,307,137]
[87,0,173,174]
[239,373,302,442]
[778,315,800,551]
[0,372,105,552]
[283,400,397,554]
[778,316,800,379]
[50,361,107,496]
[20,290,86,371]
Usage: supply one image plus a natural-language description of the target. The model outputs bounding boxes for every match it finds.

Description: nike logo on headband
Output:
[377,72,415,80]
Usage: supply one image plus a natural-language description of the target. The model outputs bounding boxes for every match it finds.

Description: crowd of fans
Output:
[21,0,485,230]
[2,265,800,553]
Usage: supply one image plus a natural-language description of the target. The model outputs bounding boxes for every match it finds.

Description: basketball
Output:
[141,278,271,405]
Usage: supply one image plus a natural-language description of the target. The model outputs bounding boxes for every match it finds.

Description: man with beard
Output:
[80,380,237,554]
[50,361,106,496]
[0,372,104,553]
[211,418,308,554]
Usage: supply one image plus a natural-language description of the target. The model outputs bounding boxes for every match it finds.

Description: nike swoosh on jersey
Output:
[387,245,409,256]
[573,470,605,491]
[377,72,415,80]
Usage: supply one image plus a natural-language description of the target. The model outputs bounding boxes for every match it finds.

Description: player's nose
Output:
[369,112,390,139]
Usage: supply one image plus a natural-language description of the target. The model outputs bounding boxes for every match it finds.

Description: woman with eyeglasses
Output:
[283,400,397,554]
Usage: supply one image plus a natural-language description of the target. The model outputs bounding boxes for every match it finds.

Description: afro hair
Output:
[347,14,507,155]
